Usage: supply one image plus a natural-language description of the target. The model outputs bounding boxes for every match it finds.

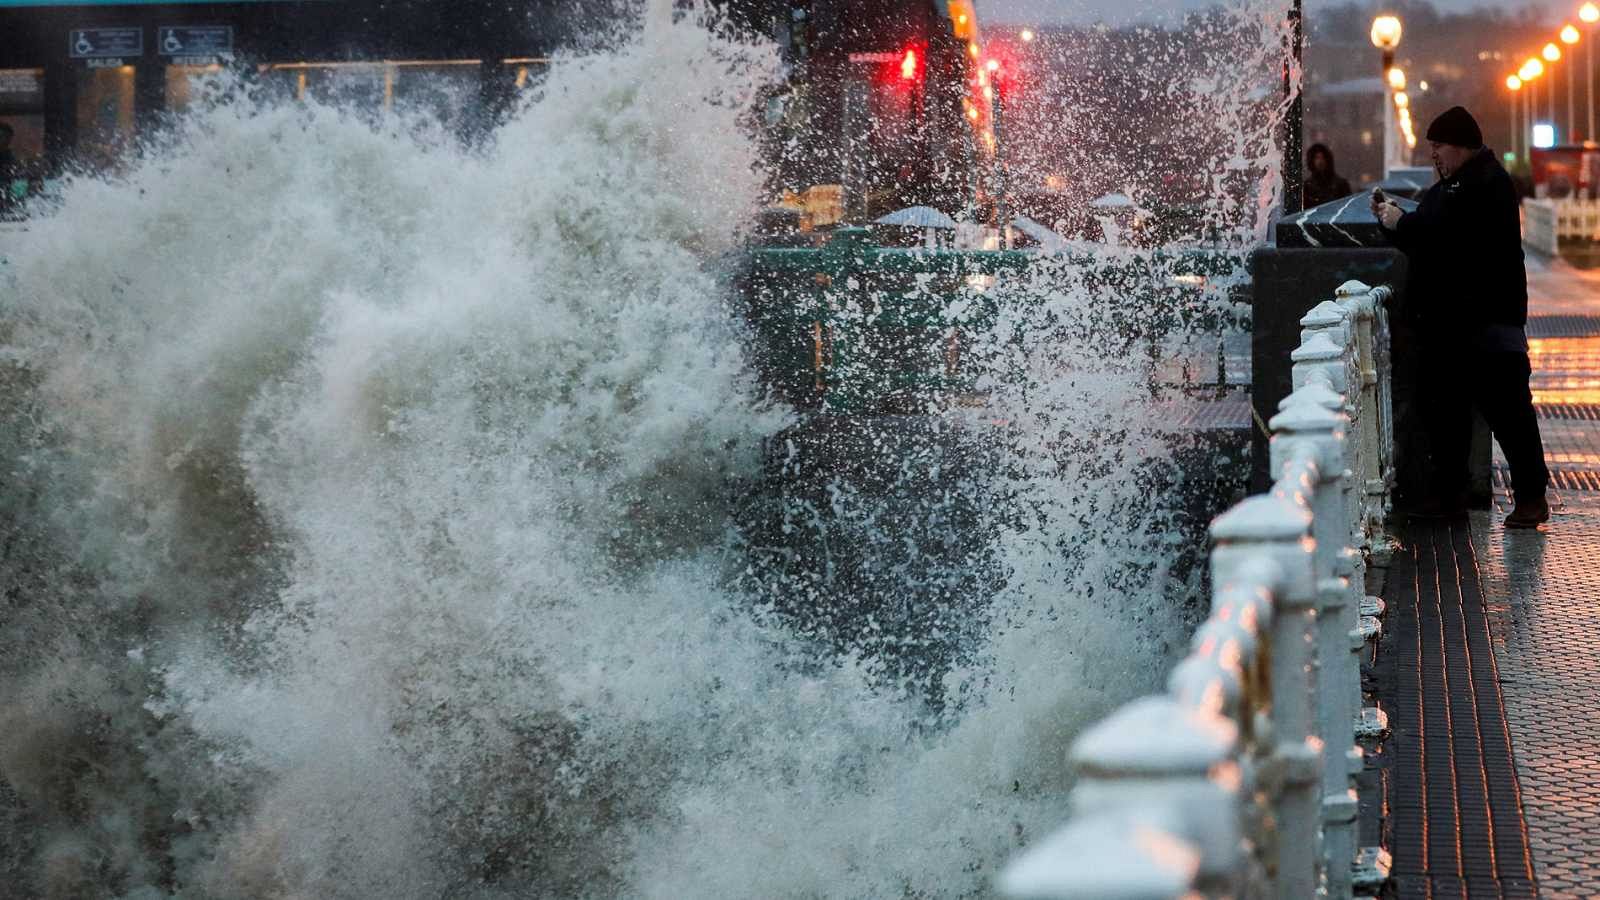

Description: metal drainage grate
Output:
[1159,397,1252,431]
[1494,464,1600,492]
[1526,315,1600,339]
[1536,403,1600,421]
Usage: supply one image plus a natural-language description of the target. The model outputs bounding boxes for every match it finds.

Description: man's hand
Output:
[1377,201,1403,229]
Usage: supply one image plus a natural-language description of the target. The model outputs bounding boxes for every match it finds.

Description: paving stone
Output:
[1471,492,1600,899]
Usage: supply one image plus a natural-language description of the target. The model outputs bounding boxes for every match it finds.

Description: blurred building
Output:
[0,1,606,177]
[1304,76,1390,188]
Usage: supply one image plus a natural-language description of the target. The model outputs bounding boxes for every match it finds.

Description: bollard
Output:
[1291,332,1351,397]
[1299,298,1349,349]
[1270,397,1360,898]
[998,813,1200,900]
[1068,697,1243,892]
[998,695,1240,899]
[1291,335,1366,543]
[1210,493,1323,898]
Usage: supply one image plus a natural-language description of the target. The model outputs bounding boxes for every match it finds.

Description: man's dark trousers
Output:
[1419,343,1549,504]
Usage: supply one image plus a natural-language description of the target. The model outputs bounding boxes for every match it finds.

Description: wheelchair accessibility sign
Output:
[69,28,144,60]
[158,26,233,61]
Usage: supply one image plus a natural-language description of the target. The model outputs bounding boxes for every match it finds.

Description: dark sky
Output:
[982,0,1566,26]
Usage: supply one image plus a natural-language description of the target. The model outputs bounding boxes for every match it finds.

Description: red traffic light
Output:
[900,48,919,80]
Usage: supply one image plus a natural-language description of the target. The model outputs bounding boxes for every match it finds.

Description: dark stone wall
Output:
[1250,243,1493,508]
[1250,247,1406,492]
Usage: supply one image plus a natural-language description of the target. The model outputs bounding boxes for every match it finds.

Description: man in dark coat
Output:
[1302,143,1353,209]
[1372,106,1549,527]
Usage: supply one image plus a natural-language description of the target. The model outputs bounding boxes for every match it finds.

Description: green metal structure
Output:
[743,227,1249,413]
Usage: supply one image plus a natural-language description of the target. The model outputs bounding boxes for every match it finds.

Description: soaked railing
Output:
[998,281,1396,899]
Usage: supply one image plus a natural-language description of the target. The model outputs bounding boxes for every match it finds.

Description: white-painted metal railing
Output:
[999,280,1395,899]
[1520,197,1600,256]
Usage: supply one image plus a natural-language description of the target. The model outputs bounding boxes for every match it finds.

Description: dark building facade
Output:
[2,0,986,224]
[0,0,609,175]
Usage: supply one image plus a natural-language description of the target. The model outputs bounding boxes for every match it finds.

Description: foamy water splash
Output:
[0,3,1287,897]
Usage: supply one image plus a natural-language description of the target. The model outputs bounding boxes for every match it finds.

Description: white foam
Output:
[0,2,1291,896]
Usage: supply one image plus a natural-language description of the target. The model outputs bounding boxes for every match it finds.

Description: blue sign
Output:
[158,26,232,59]
[69,27,142,60]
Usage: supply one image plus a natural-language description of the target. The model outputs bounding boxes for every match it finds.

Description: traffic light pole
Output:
[1283,0,1305,214]
[992,83,1008,247]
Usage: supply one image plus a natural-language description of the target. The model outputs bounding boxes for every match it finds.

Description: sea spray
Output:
[0,2,1288,896]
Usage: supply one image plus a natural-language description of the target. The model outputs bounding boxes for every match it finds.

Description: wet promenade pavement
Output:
[1374,253,1600,899]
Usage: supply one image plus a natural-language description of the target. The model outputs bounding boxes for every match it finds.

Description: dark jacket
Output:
[1302,144,1353,209]
[1380,147,1527,340]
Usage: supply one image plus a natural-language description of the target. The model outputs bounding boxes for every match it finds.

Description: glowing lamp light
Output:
[1524,58,1545,79]
[968,42,979,59]
[1020,29,1036,42]
[986,59,1001,73]
[1394,91,1409,108]
[1507,74,1523,90]
[900,48,918,80]
[1534,122,1556,148]
[1583,3,1600,24]
[1544,42,1562,62]
[1370,15,1403,50]
[1563,24,1581,44]
[1387,66,1406,89]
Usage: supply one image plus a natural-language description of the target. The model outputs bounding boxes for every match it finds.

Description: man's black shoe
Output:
[1505,496,1550,529]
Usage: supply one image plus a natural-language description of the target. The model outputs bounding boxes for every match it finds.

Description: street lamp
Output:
[1582,2,1598,141]
[1524,58,1546,162]
[1545,43,1563,136]
[1388,66,1406,90]
[1370,15,1402,52]
[1371,15,1404,169]
[1508,74,1523,163]
[1563,26,1581,141]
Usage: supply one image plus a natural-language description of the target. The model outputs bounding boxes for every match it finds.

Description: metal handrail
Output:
[998,280,1395,899]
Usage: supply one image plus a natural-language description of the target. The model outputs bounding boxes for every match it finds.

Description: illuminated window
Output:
[76,65,136,169]
[165,62,223,113]
[0,68,46,168]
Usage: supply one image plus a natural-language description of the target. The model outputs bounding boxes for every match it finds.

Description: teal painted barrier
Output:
[743,228,1249,413]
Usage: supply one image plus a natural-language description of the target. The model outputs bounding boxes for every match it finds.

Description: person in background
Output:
[1302,143,1353,209]
[1371,106,1550,528]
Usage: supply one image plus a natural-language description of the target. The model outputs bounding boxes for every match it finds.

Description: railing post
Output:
[998,696,1240,899]
[1271,394,1360,898]
[1291,331,1358,533]
[1211,493,1323,897]
[1334,281,1390,540]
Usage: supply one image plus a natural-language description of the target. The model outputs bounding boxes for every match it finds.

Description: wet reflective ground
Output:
[1527,253,1600,407]
[1484,251,1600,897]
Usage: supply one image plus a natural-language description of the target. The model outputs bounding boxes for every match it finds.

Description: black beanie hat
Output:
[1425,106,1483,148]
